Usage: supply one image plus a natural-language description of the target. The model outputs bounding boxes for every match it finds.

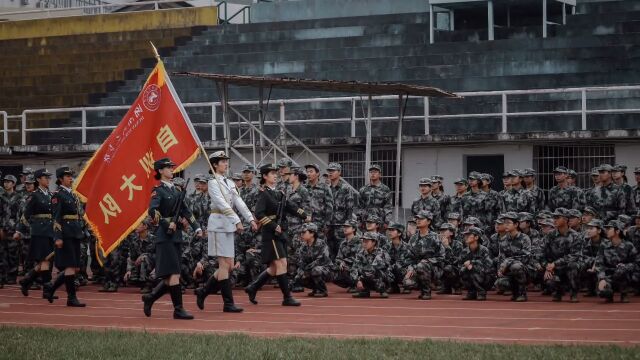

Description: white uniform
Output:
[207,174,254,257]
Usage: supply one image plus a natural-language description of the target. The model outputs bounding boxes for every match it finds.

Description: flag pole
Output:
[150,43,216,177]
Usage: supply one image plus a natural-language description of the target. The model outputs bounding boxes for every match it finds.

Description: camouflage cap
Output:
[634,167,640,174]
[585,219,604,229]
[24,175,36,184]
[598,164,613,172]
[553,166,568,174]
[194,174,208,183]
[368,164,382,172]
[304,163,320,172]
[537,210,553,219]
[292,167,308,181]
[418,177,432,186]
[387,222,405,233]
[300,222,319,233]
[447,212,461,220]
[326,162,342,171]
[552,207,570,218]
[501,172,510,178]
[467,172,481,180]
[522,168,536,177]
[567,169,577,178]
[613,164,627,172]
[415,210,434,220]
[172,177,186,187]
[343,215,359,228]
[500,212,520,222]
[539,218,556,228]
[618,214,632,226]
[463,226,483,237]
[20,167,33,176]
[604,220,624,232]
[361,232,379,241]
[241,164,257,173]
[277,158,293,168]
[479,173,493,182]
[3,174,16,183]
[463,216,481,226]
[568,209,582,218]
[439,222,456,232]
[518,212,534,222]
[431,175,444,182]
[583,206,598,217]
[365,213,382,223]
[494,217,505,225]
[453,178,468,185]
[591,167,600,176]
[231,173,243,181]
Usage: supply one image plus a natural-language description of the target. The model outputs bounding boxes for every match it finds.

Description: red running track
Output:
[1,284,639,346]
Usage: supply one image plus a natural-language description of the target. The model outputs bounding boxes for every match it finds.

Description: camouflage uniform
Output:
[411,194,442,228]
[447,193,465,220]
[388,239,412,292]
[596,224,639,302]
[126,231,156,287]
[439,235,463,294]
[495,221,531,301]
[633,168,640,210]
[358,182,393,226]
[405,219,445,299]
[328,176,358,259]
[483,188,502,229]
[1,189,22,283]
[431,190,451,224]
[305,180,334,231]
[461,190,489,229]
[590,182,626,222]
[541,227,583,300]
[100,239,129,292]
[350,234,392,296]
[187,190,211,230]
[501,187,533,214]
[333,230,361,290]
[459,228,495,299]
[548,185,581,212]
[240,183,260,213]
[581,220,605,297]
[286,183,312,287]
[294,225,333,296]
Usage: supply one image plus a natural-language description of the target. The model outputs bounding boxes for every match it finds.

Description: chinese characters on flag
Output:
[74,59,201,257]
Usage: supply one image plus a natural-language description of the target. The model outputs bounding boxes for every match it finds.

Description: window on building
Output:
[533,144,615,190]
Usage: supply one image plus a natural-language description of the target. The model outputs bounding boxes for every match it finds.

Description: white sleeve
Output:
[208,179,241,225]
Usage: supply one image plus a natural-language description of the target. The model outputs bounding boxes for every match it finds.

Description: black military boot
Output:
[43,273,65,303]
[569,291,579,303]
[462,291,477,300]
[19,270,37,296]
[621,292,630,303]
[277,274,301,306]
[515,285,528,302]
[196,275,220,310]
[65,276,86,307]
[313,281,328,298]
[220,279,243,313]
[352,290,370,298]
[418,289,432,300]
[552,290,563,302]
[169,284,194,320]
[142,281,167,317]
[436,286,452,295]
[245,270,271,305]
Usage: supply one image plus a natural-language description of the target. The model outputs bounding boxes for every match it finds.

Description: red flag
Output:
[74,59,201,257]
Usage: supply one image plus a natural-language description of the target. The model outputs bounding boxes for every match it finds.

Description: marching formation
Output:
[2,155,640,321]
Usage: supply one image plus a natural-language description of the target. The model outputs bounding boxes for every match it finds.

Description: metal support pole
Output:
[211,104,217,141]
[543,0,548,38]
[424,97,430,135]
[581,89,587,130]
[562,3,566,25]
[1,112,7,146]
[220,82,231,157]
[449,10,454,30]
[394,95,406,222]
[279,101,286,154]
[365,95,372,182]
[258,85,265,163]
[81,110,87,144]
[429,4,434,44]
[488,0,495,41]
[351,98,356,137]
[21,112,26,146]
[501,93,508,133]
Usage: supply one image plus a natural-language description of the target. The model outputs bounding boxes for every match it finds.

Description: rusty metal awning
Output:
[172,72,459,98]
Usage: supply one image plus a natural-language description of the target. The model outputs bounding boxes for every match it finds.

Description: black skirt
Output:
[54,237,81,269]
[261,234,288,264]
[155,241,182,279]
[29,235,53,262]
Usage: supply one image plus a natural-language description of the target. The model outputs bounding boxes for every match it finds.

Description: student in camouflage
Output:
[327,162,358,260]
[494,212,531,302]
[523,168,545,215]
[357,164,392,227]
[596,220,640,303]
[404,210,445,300]
[548,167,581,211]
[581,219,605,297]
[437,222,463,295]
[411,177,442,228]
[459,226,495,301]
[333,217,361,292]
[305,163,334,235]
[294,223,333,297]
[387,222,411,294]
[350,232,392,298]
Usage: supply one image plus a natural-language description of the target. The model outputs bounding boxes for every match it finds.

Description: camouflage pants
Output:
[333,266,354,289]
[546,262,581,294]
[295,266,333,291]
[580,266,598,295]
[242,250,263,284]
[129,255,155,283]
[460,267,494,294]
[358,271,389,294]
[78,241,89,277]
[326,226,344,261]
[286,230,303,281]
[390,265,408,288]
[441,264,461,290]
[495,261,528,291]
[103,250,125,286]
[405,261,441,293]
[599,268,634,295]
[1,237,20,281]
[21,238,35,274]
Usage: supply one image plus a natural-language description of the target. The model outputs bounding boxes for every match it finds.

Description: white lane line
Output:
[1,321,638,345]
[1,310,638,332]
[2,302,639,323]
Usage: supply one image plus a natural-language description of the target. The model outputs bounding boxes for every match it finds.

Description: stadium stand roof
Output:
[172,72,459,98]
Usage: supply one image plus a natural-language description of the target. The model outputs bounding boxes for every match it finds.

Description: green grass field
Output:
[1,326,638,360]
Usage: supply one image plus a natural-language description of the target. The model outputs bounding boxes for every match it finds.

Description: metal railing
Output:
[0,0,216,18]
[216,1,250,24]
[6,84,640,147]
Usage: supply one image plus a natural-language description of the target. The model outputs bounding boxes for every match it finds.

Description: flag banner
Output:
[74,59,201,257]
